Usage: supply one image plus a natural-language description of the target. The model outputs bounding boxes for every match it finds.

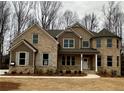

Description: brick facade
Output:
[9,23,122,76]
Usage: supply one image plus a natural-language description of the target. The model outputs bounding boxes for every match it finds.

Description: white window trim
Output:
[32,33,38,44]
[96,38,101,48]
[63,38,75,48]
[42,53,49,65]
[82,40,90,48]
[107,38,112,48]
[17,51,29,66]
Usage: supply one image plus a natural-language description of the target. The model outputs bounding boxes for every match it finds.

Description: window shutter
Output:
[16,52,19,65]
[41,53,43,66]
[25,52,29,66]
[49,53,51,66]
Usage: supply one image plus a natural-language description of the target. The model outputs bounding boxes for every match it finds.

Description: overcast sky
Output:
[62,1,124,19]
[62,1,124,41]
[62,1,107,19]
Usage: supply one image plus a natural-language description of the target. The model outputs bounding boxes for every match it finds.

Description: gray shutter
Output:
[49,53,51,66]
[25,52,29,66]
[16,52,19,65]
[41,53,43,66]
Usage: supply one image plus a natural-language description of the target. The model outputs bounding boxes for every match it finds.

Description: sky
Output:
[62,1,124,19]
[62,1,124,41]
[3,1,124,54]
[62,1,107,19]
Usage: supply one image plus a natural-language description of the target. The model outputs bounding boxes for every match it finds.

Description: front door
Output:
[83,58,88,69]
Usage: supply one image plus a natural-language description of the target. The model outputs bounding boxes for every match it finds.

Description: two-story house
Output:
[9,23,121,75]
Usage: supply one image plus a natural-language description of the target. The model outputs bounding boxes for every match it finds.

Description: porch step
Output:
[83,70,96,74]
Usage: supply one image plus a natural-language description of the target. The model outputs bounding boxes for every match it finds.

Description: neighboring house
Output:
[9,23,121,75]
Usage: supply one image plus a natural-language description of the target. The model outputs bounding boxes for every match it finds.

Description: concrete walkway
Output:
[0,74,100,78]
[0,69,9,75]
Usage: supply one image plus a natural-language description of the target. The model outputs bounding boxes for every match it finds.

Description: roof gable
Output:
[68,22,94,36]
[94,28,120,38]
[10,39,37,52]
[12,24,59,44]
[56,28,82,38]
[46,30,63,38]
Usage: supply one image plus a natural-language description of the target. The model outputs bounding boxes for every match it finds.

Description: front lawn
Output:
[0,77,124,91]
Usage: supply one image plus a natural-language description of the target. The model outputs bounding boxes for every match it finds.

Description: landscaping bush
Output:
[38,69,43,75]
[66,70,71,74]
[11,71,16,74]
[47,69,54,75]
[4,72,7,74]
[97,70,110,77]
[19,72,23,75]
[111,70,117,77]
[27,72,30,75]
[59,70,64,76]
[78,70,81,74]
[60,70,63,74]
[74,71,77,74]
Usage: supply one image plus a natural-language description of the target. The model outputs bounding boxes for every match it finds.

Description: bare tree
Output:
[58,10,79,29]
[12,1,33,36]
[102,1,124,38]
[0,1,10,68]
[82,13,98,31]
[37,1,62,30]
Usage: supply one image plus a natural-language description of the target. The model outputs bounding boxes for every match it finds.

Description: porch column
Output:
[81,53,83,71]
[95,54,98,72]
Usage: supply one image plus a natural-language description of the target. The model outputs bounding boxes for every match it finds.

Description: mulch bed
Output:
[0,82,20,91]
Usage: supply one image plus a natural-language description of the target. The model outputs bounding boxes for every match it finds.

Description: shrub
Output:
[4,72,7,74]
[97,70,110,77]
[19,72,23,74]
[78,70,81,74]
[60,70,63,74]
[11,71,16,74]
[47,69,53,75]
[55,69,59,74]
[74,71,77,74]
[59,70,64,76]
[66,70,71,74]
[38,69,43,75]
[111,70,117,77]
[27,72,30,75]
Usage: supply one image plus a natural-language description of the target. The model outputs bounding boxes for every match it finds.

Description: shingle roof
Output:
[46,30,63,38]
[46,28,120,39]
[93,28,120,38]
[59,48,99,54]
[90,31,98,36]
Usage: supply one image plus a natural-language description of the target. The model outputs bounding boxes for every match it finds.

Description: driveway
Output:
[0,69,9,75]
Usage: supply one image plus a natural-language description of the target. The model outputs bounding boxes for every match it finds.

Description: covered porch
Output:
[58,48,99,72]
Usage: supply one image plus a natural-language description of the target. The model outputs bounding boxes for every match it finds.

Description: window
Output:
[84,58,87,61]
[32,34,38,44]
[107,56,112,66]
[83,41,89,48]
[71,56,75,65]
[97,56,101,66]
[43,54,49,65]
[67,56,70,65]
[62,56,65,65]
[19,53,26,65]
[107,38,112,47]
[63,39,75,48]
[117,56,119,66]
[96,38,101,48]
[117,39,119,48]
